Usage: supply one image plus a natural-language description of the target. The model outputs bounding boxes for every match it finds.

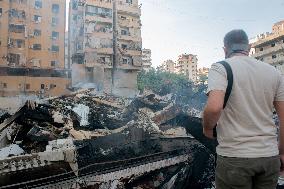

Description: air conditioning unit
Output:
[29,45,34,49]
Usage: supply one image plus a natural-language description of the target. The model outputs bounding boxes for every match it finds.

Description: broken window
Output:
[272,54,277,59]
[35,0,42,9]
[25,84,30,90]
[86,5,112,18]
[16,39,25,48]
[8,53,20,65]
[52,31,59,39]
[51,45,59,52]
[52,4,60,14]
[260,47,263,51]
[52,17,59,26]
[32,44,41,50]
[34,29,41,36]
[51,60,58,67]
[121,28,130,35]
[50,84,56,89]
[121,44,128,49]
[9,24,25,33]
[271,43,275,47]
[9,9,25,18]
[40,84,45,90]
[126,0,133,4]
[34,15,42,23]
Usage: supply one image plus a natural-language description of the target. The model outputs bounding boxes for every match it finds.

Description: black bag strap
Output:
[213,61,233,138]
[218,61,234,109]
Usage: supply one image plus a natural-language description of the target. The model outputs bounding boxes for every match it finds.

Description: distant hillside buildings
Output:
[158,54,198,82]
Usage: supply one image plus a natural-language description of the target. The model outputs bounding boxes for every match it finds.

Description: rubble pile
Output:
[0,89,280,189]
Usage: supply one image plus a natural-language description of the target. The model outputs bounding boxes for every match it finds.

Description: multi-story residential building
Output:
[157,60,176,73]
[69,0,142,97]
[197,67,209,84]
[250,20,284,74]
[142,48,152,71]
[0,0,70,97]
[176,54,198,82]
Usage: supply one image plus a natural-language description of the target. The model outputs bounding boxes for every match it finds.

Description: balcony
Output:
[252,44,284,58]
[85,14,112,24]
[117,2,141,17]
[86,0,113,9]
[123,49,141,56]
[119,34,141,42]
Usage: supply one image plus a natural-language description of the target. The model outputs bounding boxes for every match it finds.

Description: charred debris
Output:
[0,89,218,188]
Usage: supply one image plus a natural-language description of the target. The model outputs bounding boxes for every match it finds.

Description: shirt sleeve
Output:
[207,63,228,95]
[275,74,284,101]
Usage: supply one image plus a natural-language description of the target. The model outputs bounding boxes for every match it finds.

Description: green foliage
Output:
[138,69,192,96]
[138,69,208,110]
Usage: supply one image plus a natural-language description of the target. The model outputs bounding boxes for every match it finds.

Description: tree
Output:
[137,69,207,110]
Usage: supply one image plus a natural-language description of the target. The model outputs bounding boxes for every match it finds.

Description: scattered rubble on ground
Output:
[0,89,282,189]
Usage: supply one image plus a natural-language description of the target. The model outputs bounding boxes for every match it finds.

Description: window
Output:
[25,84,30,90]
[40,84,45,89]
[51,60,58,66]
[126,0,133,4]
[52,4,60,13]
[121,16,127,20]
[260,47,263,51]
[35,0,42,9]
[121,44,127,49]
[52,31,59,39]
[32,44,41,50]
[86,5,112,18]
[121,29,129,35]
[34,29,41,36]
[122,58,128,64]
[0,8,2,16]
[51,45,59,52]
[52,17,59,26]
[3,83,7,89]
[9,24,25,33]
[271,43,275,47]
[16,39,25,48]
[50,84,56,89]
[34,15,42,23]
[272,54,277,59]
[8,53,20,65]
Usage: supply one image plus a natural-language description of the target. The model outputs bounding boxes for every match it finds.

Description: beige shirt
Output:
[208,56,284,158]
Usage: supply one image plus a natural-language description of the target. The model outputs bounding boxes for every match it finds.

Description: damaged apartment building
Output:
[0,0,70,97]
[69,0,143,97]
[250,20,284,74]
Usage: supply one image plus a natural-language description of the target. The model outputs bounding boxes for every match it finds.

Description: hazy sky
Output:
[67,0,284,68]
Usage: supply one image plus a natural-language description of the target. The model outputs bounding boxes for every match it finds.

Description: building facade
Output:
[141,48,152,71]
[69,0,142,97]
[250,20,284,74]
[158,59,176,73]
[0,0,70,97]
[176,54,198,82]
[197,67,209,84]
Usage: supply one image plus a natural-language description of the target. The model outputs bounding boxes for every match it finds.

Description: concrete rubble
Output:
[0,89,282,189]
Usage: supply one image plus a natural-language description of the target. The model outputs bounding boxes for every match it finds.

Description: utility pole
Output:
[112,0,118,93]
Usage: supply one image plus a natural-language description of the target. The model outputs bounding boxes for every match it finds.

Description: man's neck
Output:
[228,51,249,58]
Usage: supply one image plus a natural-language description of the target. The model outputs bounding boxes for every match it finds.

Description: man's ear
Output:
[223,47,228,58]
[248,44,252,52]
